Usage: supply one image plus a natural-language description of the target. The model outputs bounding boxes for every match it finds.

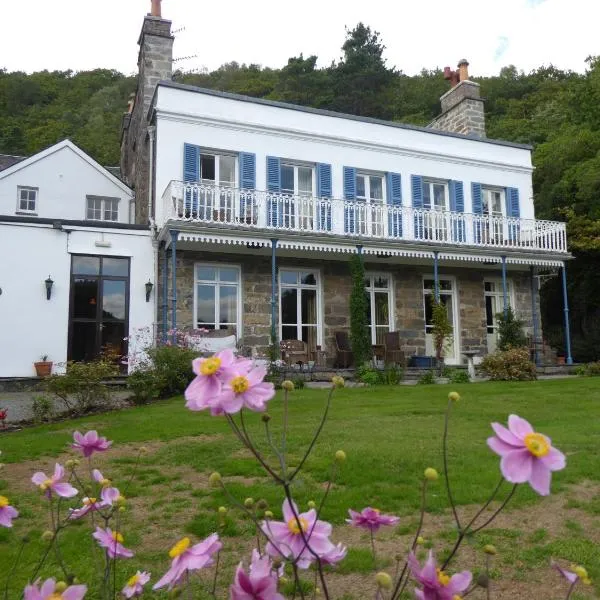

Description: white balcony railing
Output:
[161,181,568,253]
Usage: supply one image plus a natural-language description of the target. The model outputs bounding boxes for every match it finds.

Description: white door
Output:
[356,173,385,237]
[484,279,511,353]
[423,278,459,364]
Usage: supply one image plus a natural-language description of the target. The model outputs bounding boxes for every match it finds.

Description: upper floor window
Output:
[482,187,505,217]
[423,180,448,211]
[356,173,384,205]
[281,163,314,197]
[86,196,119,222]
[200,153,236,188]
[17,186,37,213]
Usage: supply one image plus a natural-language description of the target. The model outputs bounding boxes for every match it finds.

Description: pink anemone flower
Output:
[92,527,134,559]
[32,464,78,499]
[487,414,566,496]
[0,495,18,527]
[185,349,251,411]
[262,499,336,569]
[320,543,347,566]
[72,430,112,457]
[122,571,151,598]
[230,549,285,600]
[552,561,591,585]
[153,533,222,590]
[92,469,121,505]
[346,507,399,532]
[408,551,471,600]
[69,497,107,520]
[213,366,275,415]
[23,578,87,600]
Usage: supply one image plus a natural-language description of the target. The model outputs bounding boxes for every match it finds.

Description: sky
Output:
[1,0,598,77]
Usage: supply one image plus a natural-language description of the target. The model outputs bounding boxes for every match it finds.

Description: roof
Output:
[0,140,132,196]
[0,214,149,231]
[0,154,26,172]
[153,80,533,151]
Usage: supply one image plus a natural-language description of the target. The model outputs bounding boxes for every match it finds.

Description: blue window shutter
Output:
[317,163,332,231]
[183,143,200,215]
[471,182,483,243]
[239,152,256,221]
[411,175,424,238]
[449,180,465,242]
[343,167,357,234]
[386,172,402,238]
[266,156,281,227]
[506,187,520,217]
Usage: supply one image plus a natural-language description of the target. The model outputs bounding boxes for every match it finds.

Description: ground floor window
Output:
[364,274,393,344]
[423,277,459,363]
[279,269,321,354]
[484,279,513,353]
[194,264,241,335]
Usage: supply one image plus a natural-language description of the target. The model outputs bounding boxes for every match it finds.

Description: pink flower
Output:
[122,571,151,598]
[408,551,471,600]
[552,561,591,585]
[69,497,107,520]
[92,469,121,505]
[262,499,336,569]
[346,507,399,532]
[23,578,87,600]
[320,543,347,566]
[0,495,18,527]
[92,527,134,559]
[153,534,222,590]
[32,464,78,499]
[185,350,250,411]
[487,414,566,496]
[72,431,112,457]
[230,549,285,600]
[212,366,275,415]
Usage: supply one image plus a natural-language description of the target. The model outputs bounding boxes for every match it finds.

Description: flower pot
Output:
[556,356,566,366]
[34,361,53,377]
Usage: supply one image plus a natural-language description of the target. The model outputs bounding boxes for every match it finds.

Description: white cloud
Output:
[1,0,598,76]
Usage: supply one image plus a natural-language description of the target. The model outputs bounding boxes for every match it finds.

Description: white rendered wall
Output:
[153,86,534,227]
[0,222,155,378]
[0,144,133,222]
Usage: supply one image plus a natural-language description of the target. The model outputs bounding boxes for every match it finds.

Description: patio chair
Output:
[384,332,406,366]
[280,339,309,366]
[334,331,353,368]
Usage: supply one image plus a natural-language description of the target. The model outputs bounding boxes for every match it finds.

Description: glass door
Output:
[423,278,459,364]
[356,174,385,236]
[280,164,314,229]
[199,153,236,221]
[423,181,449,241]
[482,188,505,244]
[69,255,130,368]
[484,280,511,353]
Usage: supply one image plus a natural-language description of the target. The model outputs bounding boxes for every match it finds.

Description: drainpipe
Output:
[147,126,156,227]
[561,263,573,365]
[170,230,179,344]
[433,251,440,303]
[501,256,508,318]
[530,266,541,366]
[162,242,168,344]
[270,239,278,346]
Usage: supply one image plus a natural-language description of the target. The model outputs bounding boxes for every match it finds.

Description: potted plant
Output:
[431,300,453,376]
[34,355,53,377]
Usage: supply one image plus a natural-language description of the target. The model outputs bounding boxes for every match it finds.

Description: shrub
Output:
[431,300,453,364]
[127,369,161,405]
[447,369,471,384]
[480,347,537,381]
[31,394,53,423]
[349,254,371,367]
[355,365,382,386]
[496,306,527,351]
[382,364,403,385]
[291,376,306,390]
[147,345,197,397]
[575,361,600,376]
[417,371,436,385]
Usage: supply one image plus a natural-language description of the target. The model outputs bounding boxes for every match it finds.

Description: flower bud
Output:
[476,574,489,588]
[416,536,425,545]
[264,510,274,519]
[218,506,227,515]
[315,587,321,595]
[257,499,268,510]
[65,459,76,469]
[21,534,30,544]
[261,413,271,423]
[272,558,283,569]
[307,500,317,510]
[55,582,68,593]
[279,577,289,586]
[209,472,222,487]
[335,450,346,463]
[169,588,183,598]
[424,467,439,481]
[41,530,54,542]
[448,391,460,402]
[119,506,126,513]
[281,380,295,391]
[375,572,393,590]
[331,376,345,388]
[483,544,497,555]
[244,497,255,509]
[140,446,149,454]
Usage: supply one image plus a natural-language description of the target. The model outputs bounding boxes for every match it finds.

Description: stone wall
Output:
[156,249,539,363]
[429,80,486,138]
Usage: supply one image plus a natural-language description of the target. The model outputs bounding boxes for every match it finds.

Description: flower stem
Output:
[564,580,578,600]
[3,538,26,600]
[370,529,377,563]
[211,550,220,596]
[443,398,461,531]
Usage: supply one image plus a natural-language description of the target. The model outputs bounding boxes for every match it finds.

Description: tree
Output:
[496,307,527,351]
[349,254,371,368]
[431,301,453,374]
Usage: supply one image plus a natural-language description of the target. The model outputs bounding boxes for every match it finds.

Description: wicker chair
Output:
[334,331,353,368]
[384,332,405,366]
[280,339,309,366]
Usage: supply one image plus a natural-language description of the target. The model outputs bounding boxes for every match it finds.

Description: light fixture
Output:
[45,276,54,300]
[145,280,154,302]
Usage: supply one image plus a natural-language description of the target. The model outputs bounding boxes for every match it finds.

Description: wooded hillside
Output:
[1,24,598,360]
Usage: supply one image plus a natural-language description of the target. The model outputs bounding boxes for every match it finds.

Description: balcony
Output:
[161,181,568,253]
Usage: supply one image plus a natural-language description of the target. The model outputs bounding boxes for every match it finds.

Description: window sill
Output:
[15,210,38,216]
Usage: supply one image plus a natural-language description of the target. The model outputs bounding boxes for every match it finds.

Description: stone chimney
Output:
[429,59,486,138]
[121,0,173,224]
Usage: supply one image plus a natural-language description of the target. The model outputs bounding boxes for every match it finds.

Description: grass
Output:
[1,378,600,598]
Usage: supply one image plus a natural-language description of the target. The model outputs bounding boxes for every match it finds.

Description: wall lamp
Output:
[45,276,54,300]
[145,280,154,302]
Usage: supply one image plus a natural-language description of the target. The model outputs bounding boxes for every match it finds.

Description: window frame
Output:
[481,187,506,218]
[483,278,515,335]
[280,162,315,197]
[16,186,38,214]
[193,263,242,334]
[355,171,386,205]
[86,195,120,222]
[198,149,238,188]
[422,179,449,212]
[278,267,323,348]
[364,272,395,345]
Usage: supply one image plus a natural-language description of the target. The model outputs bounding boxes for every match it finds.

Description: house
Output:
[118,2,572,368]
[0,140,155,378]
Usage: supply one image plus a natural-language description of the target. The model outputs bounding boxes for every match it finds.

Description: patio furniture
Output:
[383,332,406,366]
[280,339,309,366]
[334,331,353,368]
[192,329,237,353]
[372,344,385,367]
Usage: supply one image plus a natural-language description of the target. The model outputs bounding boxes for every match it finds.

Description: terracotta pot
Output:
[34,361,53,377]
[556,356,566,365]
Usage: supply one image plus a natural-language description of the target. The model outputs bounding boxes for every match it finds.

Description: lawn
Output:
[1,378,600,598]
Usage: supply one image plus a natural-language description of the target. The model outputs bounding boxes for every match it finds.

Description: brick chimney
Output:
[121,0,173,224]
[429,59,486,138]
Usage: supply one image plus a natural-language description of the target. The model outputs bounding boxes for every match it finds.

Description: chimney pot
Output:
[458,59,470,82]
[150,0,162,17]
